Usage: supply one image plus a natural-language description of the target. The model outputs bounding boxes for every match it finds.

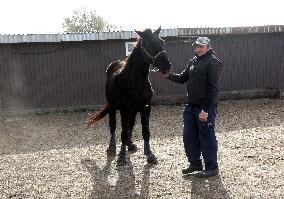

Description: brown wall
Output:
[0,33,283,111]
[152,33,284,97]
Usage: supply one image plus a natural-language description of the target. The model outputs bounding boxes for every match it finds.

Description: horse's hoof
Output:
[128,144,138,153]
[147,154,158,164]
[106,148,116,156]
[117,157,127,166]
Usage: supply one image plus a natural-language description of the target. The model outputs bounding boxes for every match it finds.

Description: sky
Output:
[0,0,284,34]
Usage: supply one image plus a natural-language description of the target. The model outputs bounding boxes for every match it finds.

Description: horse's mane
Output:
[123,29,152,66]
[108,29,154,76]
[123,38,141,67]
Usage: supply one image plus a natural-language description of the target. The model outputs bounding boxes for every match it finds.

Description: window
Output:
[125,42,135,56]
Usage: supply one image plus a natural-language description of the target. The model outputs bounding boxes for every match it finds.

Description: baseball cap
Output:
[192,37,210,46]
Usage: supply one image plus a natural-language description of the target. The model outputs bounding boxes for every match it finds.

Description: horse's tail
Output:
[86,104,110,128]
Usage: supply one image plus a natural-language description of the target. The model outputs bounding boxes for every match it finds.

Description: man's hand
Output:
[199,110,208,122]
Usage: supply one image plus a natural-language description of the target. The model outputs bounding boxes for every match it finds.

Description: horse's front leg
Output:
[127,111,138,152]
[140,105,157,164]
[106,106,116,156]
[117,110,130,166]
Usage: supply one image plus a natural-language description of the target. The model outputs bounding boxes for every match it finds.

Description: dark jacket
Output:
[167,49,222,112]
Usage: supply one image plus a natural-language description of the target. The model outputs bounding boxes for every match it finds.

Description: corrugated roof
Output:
[178,25,284,36]
[0,29,178,43]
[0,25,283,43]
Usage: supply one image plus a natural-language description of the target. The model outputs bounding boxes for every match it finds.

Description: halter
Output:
[141,41,166,72]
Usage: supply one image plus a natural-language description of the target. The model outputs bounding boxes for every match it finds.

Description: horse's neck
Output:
[124,48,150,82]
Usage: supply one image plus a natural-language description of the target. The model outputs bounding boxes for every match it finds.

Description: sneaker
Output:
[182,165,203,174]
[194,167,219,178]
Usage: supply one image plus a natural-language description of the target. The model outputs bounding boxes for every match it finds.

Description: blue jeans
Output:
[183,104,218,169]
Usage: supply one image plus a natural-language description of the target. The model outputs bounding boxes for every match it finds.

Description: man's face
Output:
[194,45,210,56]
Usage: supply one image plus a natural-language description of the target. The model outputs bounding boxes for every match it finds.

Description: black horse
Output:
[87,27,171,165]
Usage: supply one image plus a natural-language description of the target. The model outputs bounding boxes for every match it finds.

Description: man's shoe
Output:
[182,165,203,174]
[194,167,219,178]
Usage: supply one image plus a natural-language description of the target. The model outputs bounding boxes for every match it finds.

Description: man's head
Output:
[192,37,211,57]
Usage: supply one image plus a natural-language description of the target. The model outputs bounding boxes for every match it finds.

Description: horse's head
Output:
[135,27,171,74]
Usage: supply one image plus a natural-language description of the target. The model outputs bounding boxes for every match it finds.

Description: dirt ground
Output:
[0,98,283,199]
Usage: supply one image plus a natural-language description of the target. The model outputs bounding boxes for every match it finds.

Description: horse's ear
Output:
[154,26,161,35]
[135,29,144,38]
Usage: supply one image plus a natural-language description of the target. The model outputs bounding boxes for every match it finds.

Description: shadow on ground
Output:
[183,174,231,199]
[81,155,154,199]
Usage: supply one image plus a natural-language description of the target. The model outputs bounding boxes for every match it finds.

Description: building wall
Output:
[153,33,284,97]
[0,31,283,111]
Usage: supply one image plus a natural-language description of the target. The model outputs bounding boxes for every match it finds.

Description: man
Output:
[165,37,222,178]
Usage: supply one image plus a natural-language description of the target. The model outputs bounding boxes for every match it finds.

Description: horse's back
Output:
[106,60,125,77]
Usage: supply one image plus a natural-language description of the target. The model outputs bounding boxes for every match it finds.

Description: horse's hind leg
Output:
[127,111,138,152]
[106,106,116,156]
[140,105,157,164]
[117,110,130,166]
